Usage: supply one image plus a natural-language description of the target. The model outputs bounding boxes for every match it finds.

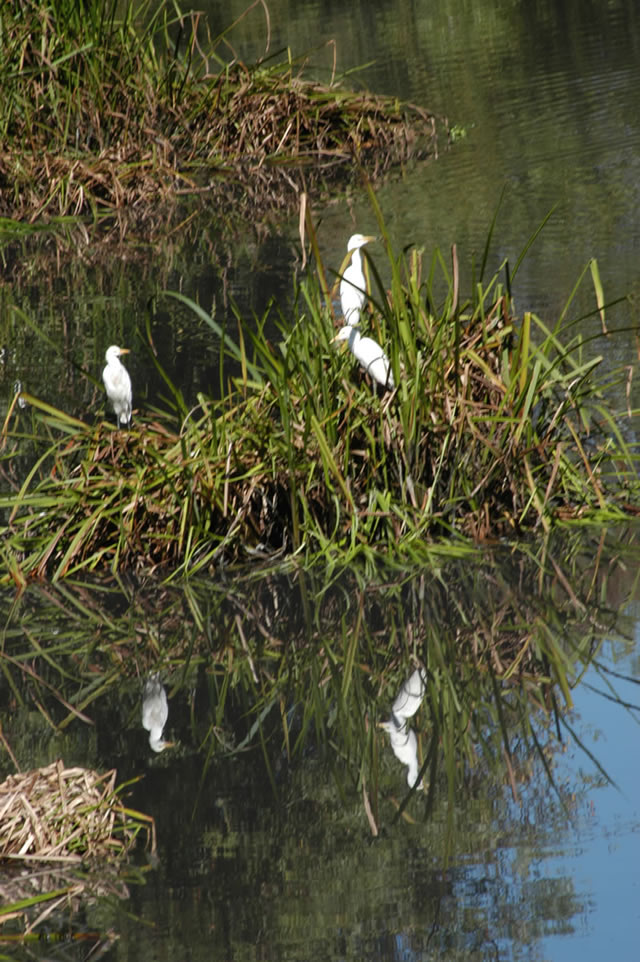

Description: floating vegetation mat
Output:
[0,761,152,863]
[0,0,441,238]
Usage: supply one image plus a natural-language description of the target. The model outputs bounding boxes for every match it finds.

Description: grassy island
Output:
[1,201,637,582]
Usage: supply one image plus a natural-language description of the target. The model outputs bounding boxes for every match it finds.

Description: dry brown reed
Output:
[0,760,151,862]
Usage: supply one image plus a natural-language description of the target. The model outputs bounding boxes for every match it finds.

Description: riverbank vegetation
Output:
[0,0,440,240]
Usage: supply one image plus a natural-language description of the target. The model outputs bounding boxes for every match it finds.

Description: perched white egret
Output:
[333,324,395,390]
[142,676,172,753]
[102,345,132,427]
[339,233,375,325]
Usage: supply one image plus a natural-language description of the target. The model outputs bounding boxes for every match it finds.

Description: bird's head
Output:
[105,345,130,363]
[149,735,175,753]
[332,325,357,345]
[347,233,376,252]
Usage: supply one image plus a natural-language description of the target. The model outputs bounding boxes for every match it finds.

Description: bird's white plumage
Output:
[339,233,374,326]
[333,324,395,390]
[380,718,422,789]
[381,668,427,790]
[102,345,132,426]
[142,676,170,753]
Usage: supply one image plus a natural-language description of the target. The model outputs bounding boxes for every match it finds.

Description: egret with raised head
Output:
[339,233,375,325]
[103,345,132,427]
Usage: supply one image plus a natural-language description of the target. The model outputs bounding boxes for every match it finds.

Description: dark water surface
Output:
[1,0,640,959]
[0,553,638,961]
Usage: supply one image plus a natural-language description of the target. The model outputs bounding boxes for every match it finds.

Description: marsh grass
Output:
[0,200,638,583]
[0,0,440,237]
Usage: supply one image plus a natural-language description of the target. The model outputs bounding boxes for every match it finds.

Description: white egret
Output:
[339,233,375,325]
[333,324,395,390]
[142,676,172,753]
[102,345,132,427]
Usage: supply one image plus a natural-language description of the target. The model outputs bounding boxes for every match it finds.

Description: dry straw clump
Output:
[0,760,151,862]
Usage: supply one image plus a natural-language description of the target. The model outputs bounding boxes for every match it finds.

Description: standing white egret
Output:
[142,676,172,753]
[102,345,132,427]
[332,324,395,390]
[339,233,375,325]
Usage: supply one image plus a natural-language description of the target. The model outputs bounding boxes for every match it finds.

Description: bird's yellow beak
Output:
[119,348,130,354]
[348,234,376,251]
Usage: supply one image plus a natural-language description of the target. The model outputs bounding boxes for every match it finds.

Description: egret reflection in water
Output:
[380,668,426,789]
[142,675,172,752]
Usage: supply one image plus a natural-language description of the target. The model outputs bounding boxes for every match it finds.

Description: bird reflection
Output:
[142,675,172,752]
[13,381,27,409]
[380,668,426,790]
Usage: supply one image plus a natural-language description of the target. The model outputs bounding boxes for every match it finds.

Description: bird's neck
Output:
[350,249,363,273]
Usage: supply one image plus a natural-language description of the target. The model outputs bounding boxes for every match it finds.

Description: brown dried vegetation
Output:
[0,761,152,863]
[0,1,441,235]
